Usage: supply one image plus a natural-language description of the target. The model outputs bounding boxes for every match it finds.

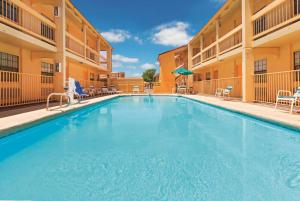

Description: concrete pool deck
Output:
[0,94,299,137]
[0,94,121,136]
[182,95,300,131]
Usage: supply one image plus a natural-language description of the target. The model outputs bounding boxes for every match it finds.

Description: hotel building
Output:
[189,0,300,103]
[0,0,112,107]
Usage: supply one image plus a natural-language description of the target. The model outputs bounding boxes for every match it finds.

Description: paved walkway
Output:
[0,95,120,135]
[182,95,300,131]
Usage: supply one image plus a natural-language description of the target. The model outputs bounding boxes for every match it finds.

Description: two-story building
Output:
[155,45,188,93]
[189,0,300,103]
[0,0,112,107]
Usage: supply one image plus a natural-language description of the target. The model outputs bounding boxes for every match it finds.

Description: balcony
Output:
[252,0,300,40]
[0,0,56,45]
[86,46,99,64]
[192,53,201,67]
[202,43,216,62]
[219,25,242,55]
[66,32,85,57]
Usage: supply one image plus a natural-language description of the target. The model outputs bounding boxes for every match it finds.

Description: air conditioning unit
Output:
[54,7,60,17]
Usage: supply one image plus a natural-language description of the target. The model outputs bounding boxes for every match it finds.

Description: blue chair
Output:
[75,81,88,101]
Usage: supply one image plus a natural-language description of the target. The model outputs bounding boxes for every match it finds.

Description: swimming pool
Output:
[0,96,300,201]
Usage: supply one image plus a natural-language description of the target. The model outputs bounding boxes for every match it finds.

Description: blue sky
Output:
[72,0,225,77]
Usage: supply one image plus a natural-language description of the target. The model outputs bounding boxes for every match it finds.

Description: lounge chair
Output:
[75,81,89,102]
[101,87,114,95]
[132,86,140,94]
[275,87,300,113]
[111,87,122,94]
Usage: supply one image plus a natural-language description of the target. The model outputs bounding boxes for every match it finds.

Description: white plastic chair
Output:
[275,87,300,113]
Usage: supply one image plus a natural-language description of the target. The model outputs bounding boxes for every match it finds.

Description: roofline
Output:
[189,0,235,44]
[158,45,187,57]
[67,0,112,49]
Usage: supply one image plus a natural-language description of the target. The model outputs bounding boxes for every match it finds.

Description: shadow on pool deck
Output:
[0,95,107,118]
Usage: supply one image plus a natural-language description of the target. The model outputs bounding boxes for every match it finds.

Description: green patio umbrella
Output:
[172,67,193,75]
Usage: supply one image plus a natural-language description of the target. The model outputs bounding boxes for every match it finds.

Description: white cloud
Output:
[101,29,131,43]
[133,36,143,44]
[129,73,142,77]
[112,54,139,63]
[152,22,192,47]
[141,63,156,70]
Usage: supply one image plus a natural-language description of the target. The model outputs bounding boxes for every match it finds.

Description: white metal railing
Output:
[0,0,56,44]
[253,0,300,39]
[202,45,216,62]
[193,77,242,98]
[0,70,55,107]
[219,27,242,54]
[253,70,300,104]
[66,32,85,57]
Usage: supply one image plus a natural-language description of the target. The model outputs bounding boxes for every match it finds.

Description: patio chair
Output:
[215,88,223,97]
[85,86,96,97]
[132,86,140,94]
[223,86,233,100]
[75,81,89,102]
[275,87,300,113]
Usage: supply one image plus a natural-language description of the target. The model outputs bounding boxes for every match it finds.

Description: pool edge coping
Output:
[182,95,300,132]
[0,95,124,138]
[1,94,299,138]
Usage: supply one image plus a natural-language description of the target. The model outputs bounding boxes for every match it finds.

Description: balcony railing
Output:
[0,0,56,45]
[202,44,216,62]
[86,46,99,64]
[193,77,242,98]
[0,70,55,107]
[253,69,300,104]
[253,0,300,39]
[192,53,201,67]
[219,26,242,54]
[66,32,85,57]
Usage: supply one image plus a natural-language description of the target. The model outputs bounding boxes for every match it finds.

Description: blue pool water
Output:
[0,96,300,201]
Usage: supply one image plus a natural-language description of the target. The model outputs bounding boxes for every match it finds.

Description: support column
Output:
[83,24,87,60]
[107,47,113,86]
[216,19,220,60]
[242,0,254,102]
[200,35,203,65]
[54,0,66,91]
[187,44,193,88]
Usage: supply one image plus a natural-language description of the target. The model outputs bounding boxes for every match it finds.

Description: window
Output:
[254,59,267,74]
[41,62,54,83]
[193,74,202,82]
[0,52,19,72]
[254,59,267,83]
[206,72,211,80]
[0,0,19,23]
[295,51,300,70]
[90,73,95,81]
[41,62,54,76]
